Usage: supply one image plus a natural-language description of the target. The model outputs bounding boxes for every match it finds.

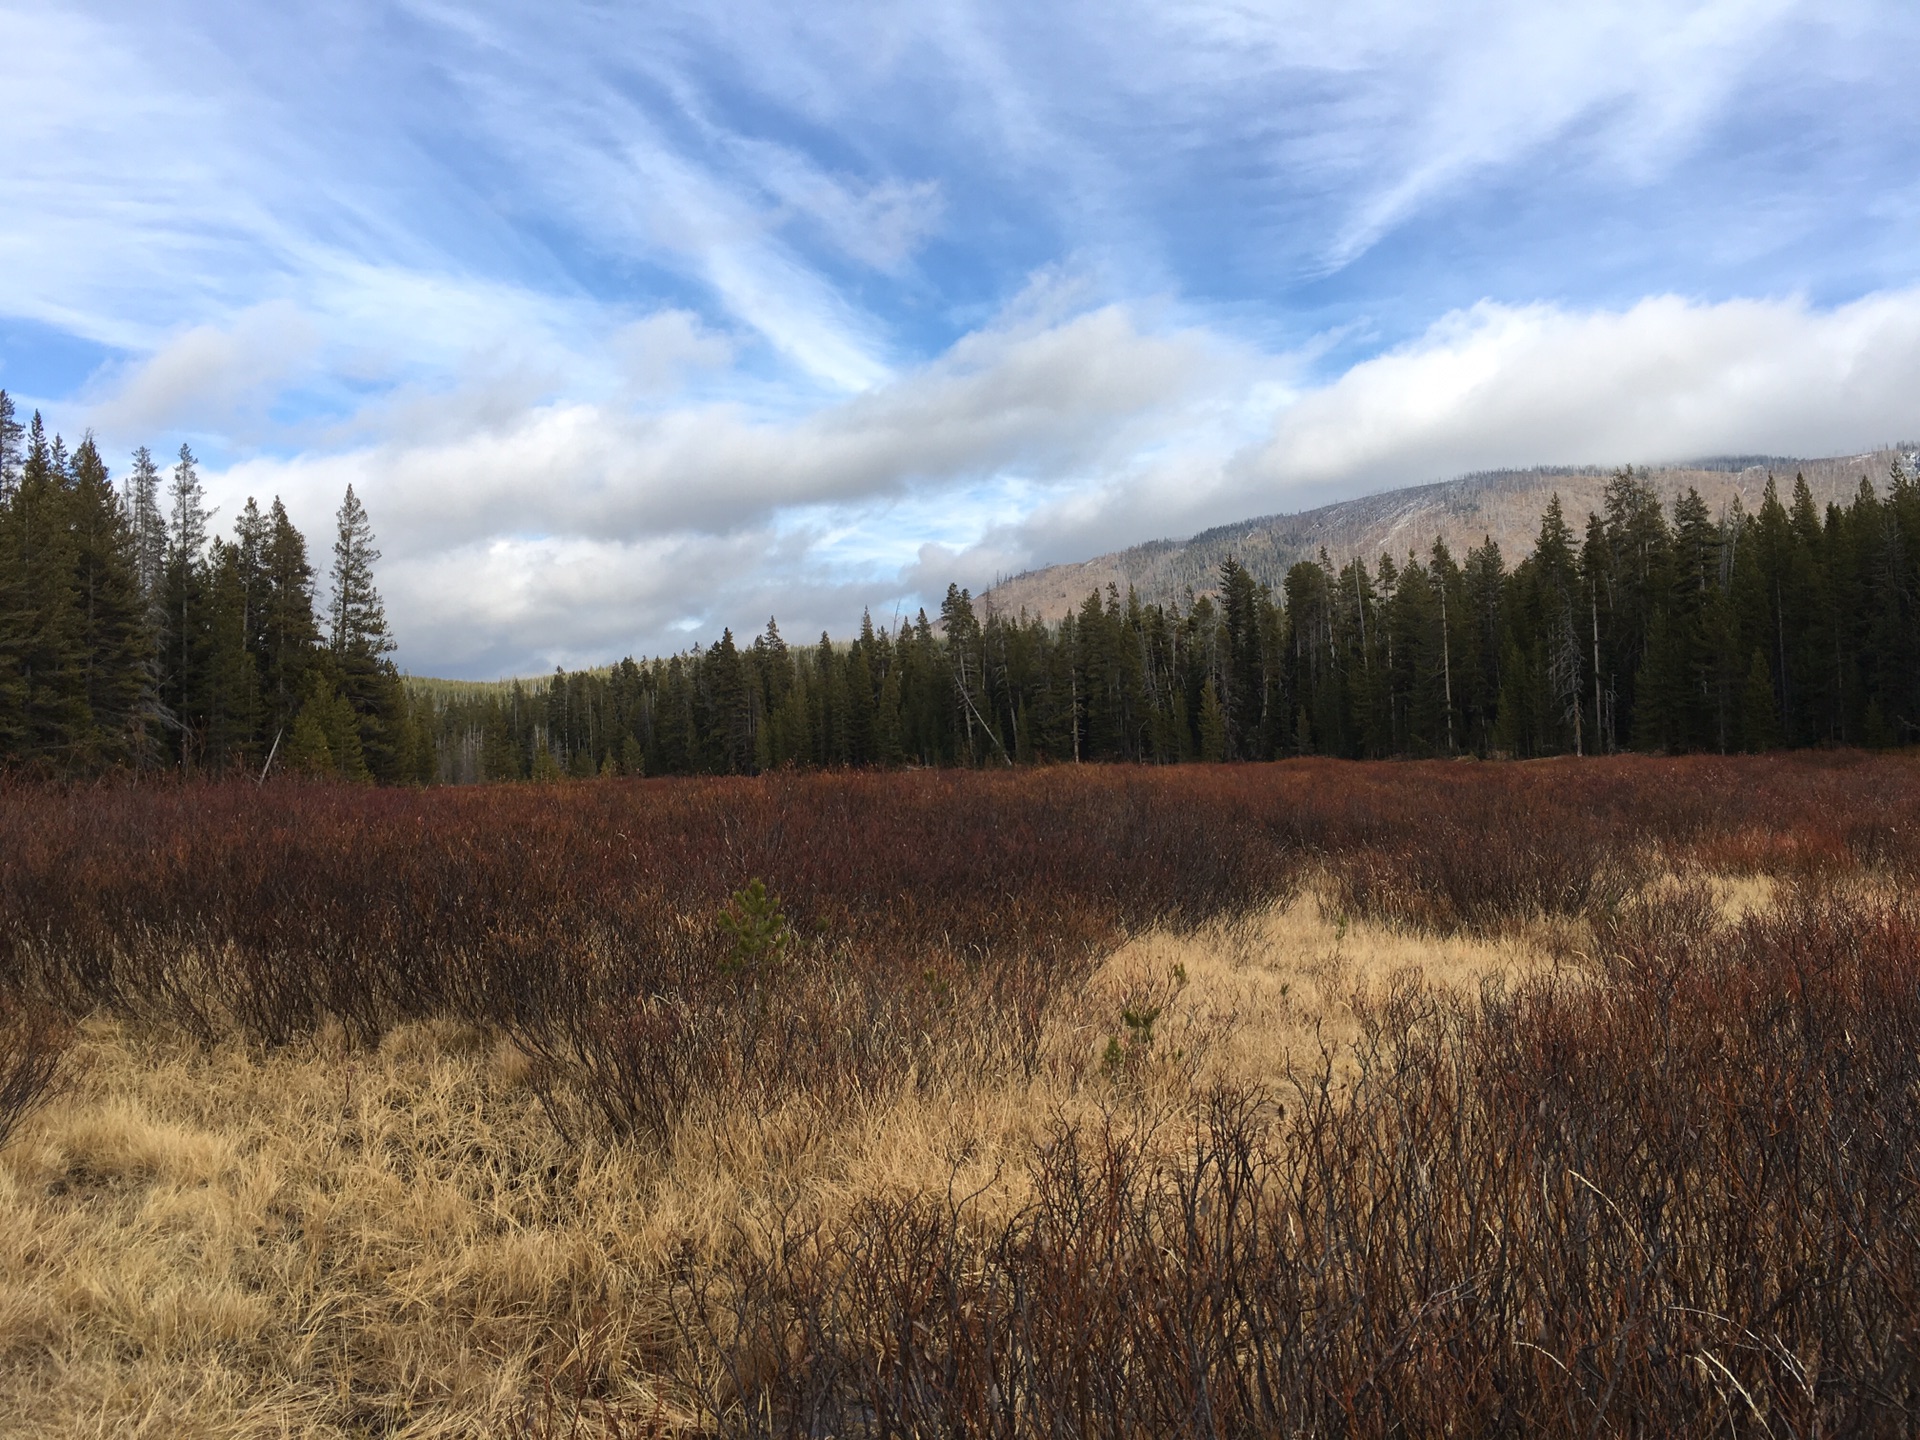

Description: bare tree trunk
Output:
[1591,587,1604,755]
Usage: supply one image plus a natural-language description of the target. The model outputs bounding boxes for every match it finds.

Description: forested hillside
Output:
[981,452,1900,623]
[0,391,431,780]
[430,462,1920,779]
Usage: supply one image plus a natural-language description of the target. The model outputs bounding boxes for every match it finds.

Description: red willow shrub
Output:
[672,885,1920,1438]
[1320,793,1641,933]
[2,755,1917,1426]
[0,988,68,1150]
[1,753,1917,1139]
[0,766,1303,1137]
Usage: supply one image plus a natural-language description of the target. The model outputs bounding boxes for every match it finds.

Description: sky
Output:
[5,1,1920,677]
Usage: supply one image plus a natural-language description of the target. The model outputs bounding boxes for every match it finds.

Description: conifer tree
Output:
[5,417,90,765]
[261,498,320,747]
[123,447,167,615]
[67,437,148,766]
[0,392,22,502]
[1741,649,1780,752]
[1218,558,1266,759]
[203,537,261,767]
[329,484,390,658]
[327,484,407,780]
[1197,676,1227,762]
[161,445,211,766]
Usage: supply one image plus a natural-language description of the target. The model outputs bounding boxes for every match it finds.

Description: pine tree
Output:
[1501,496,1585,755]
[1282,560,1337,755]
[1460,538,1506,753]
[261,498,320,748]
[284,700,335,775]
[1600,467,1670,735]
[161,445,212,767]
[704,628,751,773]
[0,392,23,503]
[1197,676,1227,762]
[329,485,390,658]
[1218,558,1268,759]
[203,538,261,768]
[327,485,406,780]
[123,447,167,616]
[293,665,370,781]
[0,417,90,767]
[1741,649,1780,752]
[67,437,149,766]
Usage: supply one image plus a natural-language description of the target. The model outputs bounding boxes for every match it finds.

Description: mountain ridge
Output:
[981,449,1917,622]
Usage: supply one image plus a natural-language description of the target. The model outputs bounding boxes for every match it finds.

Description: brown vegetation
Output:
[1,754,1916,1435]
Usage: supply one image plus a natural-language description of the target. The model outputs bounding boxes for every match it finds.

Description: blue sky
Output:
[6,1,1920,676]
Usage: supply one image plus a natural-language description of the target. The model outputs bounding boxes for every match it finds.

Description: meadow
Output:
[0,755,1916,1436]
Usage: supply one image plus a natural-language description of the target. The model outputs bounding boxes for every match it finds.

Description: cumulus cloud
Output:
[384,527,900,676]
[212,297,1248,554]
[1246,289,1920,492]
[196,295,1255,670]
[203,285,1920,679]
[927,288,1920,596]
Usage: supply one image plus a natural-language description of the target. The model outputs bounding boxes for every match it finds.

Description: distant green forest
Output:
[425,464,1920,781]
[5,381,1916,782]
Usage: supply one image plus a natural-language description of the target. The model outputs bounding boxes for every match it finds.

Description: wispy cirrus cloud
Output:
[3,0,1917,675]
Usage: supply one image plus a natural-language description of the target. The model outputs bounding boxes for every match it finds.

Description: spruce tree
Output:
[1219,558,1266,758]
[123,447,167,617]
[203,538,261,768]
[0,416,28,754]
[161,445,211,767]
[1,417,90,767]
[845,625,876,765]
[0,392,22,502]
[327,484,405,780]
[1197,676,1227,762]
[329,484,390,657]
[261,498,320,748]
[67,437,149,766]
[1741,650,1780,752]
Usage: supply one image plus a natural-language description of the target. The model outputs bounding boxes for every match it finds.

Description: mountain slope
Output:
[980,450,1913,622]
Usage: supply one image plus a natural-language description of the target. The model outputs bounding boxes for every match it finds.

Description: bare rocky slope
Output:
[982,449,1914,623]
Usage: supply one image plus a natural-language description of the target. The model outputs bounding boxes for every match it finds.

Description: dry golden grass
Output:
[0,875,1743,1437]
[1085,881,1573,1091]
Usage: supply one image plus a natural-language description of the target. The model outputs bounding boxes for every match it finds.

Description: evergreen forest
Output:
[0,392,431,781]
[7,379,1919,784]
[439,460,1920,780]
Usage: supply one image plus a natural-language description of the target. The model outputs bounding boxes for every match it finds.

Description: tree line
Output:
[432,462,1920,780]
[6,376,1911,784]
[0,391,430,780]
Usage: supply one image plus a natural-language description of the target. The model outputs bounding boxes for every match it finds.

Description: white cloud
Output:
[927,287,1920,595]
[210,295,1246,553]
[89,302,319,434]
[1246,289,1920,491]
[11,0,1920,680]
[724,133,946,274]
[197,294,1254,670]
[611,310,735,396]
[196,286,1920,676]
[1310,0,1803,265]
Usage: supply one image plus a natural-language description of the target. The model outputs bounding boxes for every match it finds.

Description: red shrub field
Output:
[2,753,1918,1436]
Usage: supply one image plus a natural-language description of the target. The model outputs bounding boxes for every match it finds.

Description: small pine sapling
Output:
[717,878,790,978]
